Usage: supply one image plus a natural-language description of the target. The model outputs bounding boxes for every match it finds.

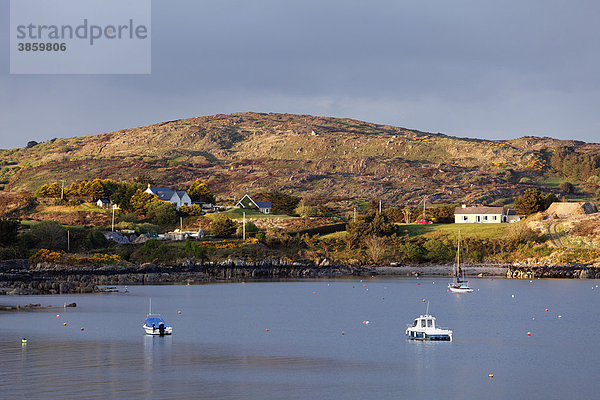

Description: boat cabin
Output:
[412,315,436,329]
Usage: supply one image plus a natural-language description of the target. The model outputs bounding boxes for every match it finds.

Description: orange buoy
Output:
[489,374,494,378]
[56,314,60,318]
[81,328,84,331]
[63,322,67,326]
[527,331,531,336]
[341,331,345,335]
[545,308,549,312]
[178,311,181,314]
[266,328,270,332]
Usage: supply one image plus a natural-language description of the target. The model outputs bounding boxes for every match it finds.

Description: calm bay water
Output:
[1,278,600,399]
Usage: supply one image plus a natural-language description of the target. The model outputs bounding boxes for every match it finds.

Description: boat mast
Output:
[454,230,461,279]
[149,298,152,315]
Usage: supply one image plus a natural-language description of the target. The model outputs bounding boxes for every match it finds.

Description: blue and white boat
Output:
[143,299,172,336]
[405,303,453,341]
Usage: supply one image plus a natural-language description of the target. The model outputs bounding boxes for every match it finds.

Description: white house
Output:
[145,184,192,210]
[96,198,110,209]
[235,194,272,214]
[454,205,521,223]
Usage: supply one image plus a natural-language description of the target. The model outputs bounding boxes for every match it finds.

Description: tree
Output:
[88,179,106,200]
[147,201,177,225]
[265,191,301,215]
[134,174,155,186]
[130,189,158,215]
[559,181,575,195]
[365,235,386,263]
[423,239,453,262]
[346,211,395,238]
[188,179,215,204]
[178,204,204,217]
[514,189,543,215]
[210,214,237,237]
[0,218,19,246]
[36,182,62,198]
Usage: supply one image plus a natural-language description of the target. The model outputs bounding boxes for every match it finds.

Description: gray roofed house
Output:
[145,184,191,209]
[235,194,272,214]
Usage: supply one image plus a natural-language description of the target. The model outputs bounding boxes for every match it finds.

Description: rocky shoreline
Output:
[0,259,597,295]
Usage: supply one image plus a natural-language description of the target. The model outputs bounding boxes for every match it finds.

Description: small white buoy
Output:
[511,295,515,298]
[558,315,562,318]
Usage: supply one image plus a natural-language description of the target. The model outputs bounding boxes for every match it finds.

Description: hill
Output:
[1,112,599,206]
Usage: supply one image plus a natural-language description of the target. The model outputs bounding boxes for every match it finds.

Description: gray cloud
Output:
[1,0,599,149]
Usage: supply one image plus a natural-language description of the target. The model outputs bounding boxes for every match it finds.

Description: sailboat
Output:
[142,299,173,336]
[448,230,473,293]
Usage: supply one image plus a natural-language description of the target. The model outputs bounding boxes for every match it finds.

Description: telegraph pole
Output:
[353,207,357,222]
[112,205,119,232]
[379,200,382,213]
[243,212,246,240]
[60,180,66,200]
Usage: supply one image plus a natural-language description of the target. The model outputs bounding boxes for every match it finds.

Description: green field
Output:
[395,223,511,239]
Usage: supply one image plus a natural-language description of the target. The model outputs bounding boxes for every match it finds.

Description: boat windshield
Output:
[413,319,418,327]
[145,316,167,327]
[427,319,433,327]
[421,319,426,328]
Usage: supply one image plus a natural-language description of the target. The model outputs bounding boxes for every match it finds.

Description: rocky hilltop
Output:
[1,112,599,204]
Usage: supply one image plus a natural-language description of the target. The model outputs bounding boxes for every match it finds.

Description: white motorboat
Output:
[143,299,173,336]
[448,230,473,293]
[405,303,453,341]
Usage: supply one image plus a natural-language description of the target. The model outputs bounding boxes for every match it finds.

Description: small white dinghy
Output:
[405,302,453,341]
[143,299,172,336]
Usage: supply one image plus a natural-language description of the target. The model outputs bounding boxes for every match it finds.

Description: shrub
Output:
[423,239,453,263]
[210,215,238,237]
[26,221,66,250]
[0,218,19,246]
[147,201,177,226]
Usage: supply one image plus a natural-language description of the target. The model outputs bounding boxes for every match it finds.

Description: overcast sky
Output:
[2,0,600,149]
